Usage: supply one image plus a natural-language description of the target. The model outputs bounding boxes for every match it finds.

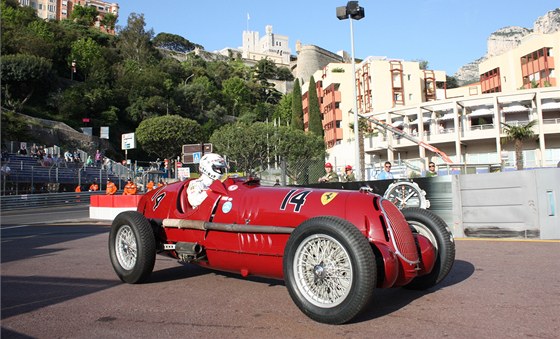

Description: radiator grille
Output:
[381,200,419,264]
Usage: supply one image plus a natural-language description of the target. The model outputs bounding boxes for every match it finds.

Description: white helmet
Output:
[199,153,227,180]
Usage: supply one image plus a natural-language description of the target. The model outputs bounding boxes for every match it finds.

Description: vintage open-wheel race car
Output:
[109,176,455,324]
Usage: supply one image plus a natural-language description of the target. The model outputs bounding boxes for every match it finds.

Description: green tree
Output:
[136,115,202,159]
[274,126,325,184]
[445,75,459,89]
[100,13,117,32]
[273,93,292,126]
[253,58,277,82]
[210,122,272,175]
[70,4,99,26]
[276,66,294,81]
[291,78,304,130]
[501,120,537,170]
[307,76,323,136]
[70,37,102,80]
[221,76,250,117]
[0,54,54,110]
[116,13,158,65]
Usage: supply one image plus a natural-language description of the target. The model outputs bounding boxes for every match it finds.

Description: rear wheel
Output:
[283,216,376,324]
[402,207,455,290]
[109,211,156,283]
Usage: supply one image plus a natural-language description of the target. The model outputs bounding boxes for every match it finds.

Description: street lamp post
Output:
[337,1,365,180]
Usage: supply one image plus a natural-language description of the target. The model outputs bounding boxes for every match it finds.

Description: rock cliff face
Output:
[454,8,559,85]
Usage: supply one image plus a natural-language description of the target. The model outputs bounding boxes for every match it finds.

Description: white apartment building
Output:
[302,31,560,179]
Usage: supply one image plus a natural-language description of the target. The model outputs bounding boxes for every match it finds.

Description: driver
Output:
[187,153,228,208]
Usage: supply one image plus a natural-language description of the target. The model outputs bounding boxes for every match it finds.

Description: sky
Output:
[115,1,558,75]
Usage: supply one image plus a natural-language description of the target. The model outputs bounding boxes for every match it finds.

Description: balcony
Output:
[542,118,560,133]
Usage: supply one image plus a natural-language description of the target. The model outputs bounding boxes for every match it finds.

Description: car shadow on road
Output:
[147,263,213,283]
[353,259,475,323]
[147,262,285,286]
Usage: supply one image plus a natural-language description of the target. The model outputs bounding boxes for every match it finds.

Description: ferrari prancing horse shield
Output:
[321,192,338,205]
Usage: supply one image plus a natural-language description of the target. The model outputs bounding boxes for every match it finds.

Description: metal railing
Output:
[0,191,105,210]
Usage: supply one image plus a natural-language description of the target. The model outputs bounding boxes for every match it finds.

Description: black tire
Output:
[109,211,156,284]
[401,207,455,290]
[283,216,376,324]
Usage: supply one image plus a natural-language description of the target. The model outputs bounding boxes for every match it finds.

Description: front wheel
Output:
[401,207,455,290]
[283,216,376,324]
[109,211,156,283]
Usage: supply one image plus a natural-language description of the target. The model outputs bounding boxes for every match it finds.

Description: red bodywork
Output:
[137,177,436,288]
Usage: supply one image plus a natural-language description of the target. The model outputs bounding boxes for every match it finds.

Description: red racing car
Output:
[109,176,455,324]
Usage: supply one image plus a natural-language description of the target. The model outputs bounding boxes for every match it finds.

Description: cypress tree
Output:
[291,78,304,130]
[307,76,323,137]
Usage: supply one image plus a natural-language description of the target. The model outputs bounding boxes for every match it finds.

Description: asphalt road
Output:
[1,207,559,338]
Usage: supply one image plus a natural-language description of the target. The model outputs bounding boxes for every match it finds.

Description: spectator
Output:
[378,161,394,180]
[86,155,94,167]
[64,150,73,162]
[95,150,102,166]
[274,179,281,186]
[318,162,339,183]
[73,151,81,163]
[103,157,111,173]
[146,180,155,192]
[123,178,137,195]
[426,162,438,177]
[106,179,117,195]
[18,144,27,155]
[89,181,99,191]
[30,144,39,158]
[157,179,165,188]
[342,165,356,182]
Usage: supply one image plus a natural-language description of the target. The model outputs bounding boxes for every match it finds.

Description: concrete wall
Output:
[451,168,560,239]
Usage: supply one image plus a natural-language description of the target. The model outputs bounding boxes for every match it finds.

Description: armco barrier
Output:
[89,195,143,220]
[0,192,100,209]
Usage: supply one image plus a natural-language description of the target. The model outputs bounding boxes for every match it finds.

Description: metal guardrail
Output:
[0,191,105,210]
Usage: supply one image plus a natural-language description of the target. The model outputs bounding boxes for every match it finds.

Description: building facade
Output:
[302,31,559,179]
[301,58,447,175]
[17,0,119,34]
[241,25,291,66]
[479,31,558,92]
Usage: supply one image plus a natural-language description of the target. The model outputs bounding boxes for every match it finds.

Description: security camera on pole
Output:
[337,1,365,180]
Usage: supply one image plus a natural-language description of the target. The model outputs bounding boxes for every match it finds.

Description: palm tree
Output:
[501,120,537,170]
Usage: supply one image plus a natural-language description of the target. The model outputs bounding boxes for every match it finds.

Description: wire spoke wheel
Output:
[284,216,376,324]
[109,211,156,284]
[294,234,352,307]
[115,225,137,270]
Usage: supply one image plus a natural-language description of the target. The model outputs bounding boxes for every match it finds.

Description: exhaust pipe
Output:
[175,242,205,263]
